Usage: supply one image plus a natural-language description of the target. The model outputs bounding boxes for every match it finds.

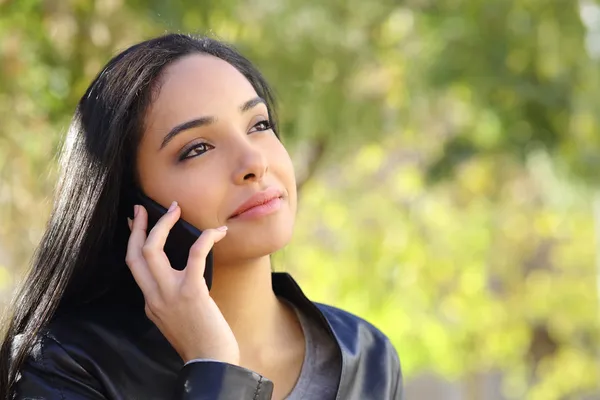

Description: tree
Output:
[1,0,598,398]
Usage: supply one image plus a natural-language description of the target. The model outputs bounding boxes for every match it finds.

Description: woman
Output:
[0,34,402,399]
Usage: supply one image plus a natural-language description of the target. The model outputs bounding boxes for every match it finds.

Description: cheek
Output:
[273,142,297,199]
[176,167,228,229]
[139,156,227,230]
[270,139,295,181]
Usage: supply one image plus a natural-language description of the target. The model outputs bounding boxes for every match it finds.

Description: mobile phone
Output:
[130,190,213,291]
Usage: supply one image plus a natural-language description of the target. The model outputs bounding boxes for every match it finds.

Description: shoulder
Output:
[17,310,134,377]
[15,328,75,368]
[14,314,104,369]
[16,304,162,381]
[13,326,106,399]
[14,307,178,399]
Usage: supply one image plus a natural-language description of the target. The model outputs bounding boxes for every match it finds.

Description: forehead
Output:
[145,54,259,132]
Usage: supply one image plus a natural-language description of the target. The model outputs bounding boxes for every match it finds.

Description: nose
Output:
[232,141,268,185]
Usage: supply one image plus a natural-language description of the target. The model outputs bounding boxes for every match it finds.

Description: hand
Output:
[125,202,239,365]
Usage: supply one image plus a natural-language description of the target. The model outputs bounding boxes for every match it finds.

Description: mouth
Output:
[229,188,284,220]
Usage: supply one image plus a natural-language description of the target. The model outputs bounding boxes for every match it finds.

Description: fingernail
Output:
[134,205,139,217]
[168,201,178,213]
[127,217,132,230]
[217,226,228,232]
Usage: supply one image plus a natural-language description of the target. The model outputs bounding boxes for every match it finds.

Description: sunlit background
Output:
[1,0,600,399]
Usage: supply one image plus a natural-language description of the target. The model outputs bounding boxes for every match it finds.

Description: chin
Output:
[213,219,294,263]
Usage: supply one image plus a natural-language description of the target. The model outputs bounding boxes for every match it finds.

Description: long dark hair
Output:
[0,33,280,397]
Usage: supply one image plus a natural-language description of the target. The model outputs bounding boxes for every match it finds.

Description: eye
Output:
[179,142,214,161]
[249,119,272,133]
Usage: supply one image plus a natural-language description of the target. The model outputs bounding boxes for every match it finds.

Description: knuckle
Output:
[144,304,155,320]
[124,254,135,266]
[145,297,164,313]
[141,244,156,259]
[189,243,207,257]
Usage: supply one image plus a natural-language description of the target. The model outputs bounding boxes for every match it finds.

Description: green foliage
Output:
[1,0,599,398]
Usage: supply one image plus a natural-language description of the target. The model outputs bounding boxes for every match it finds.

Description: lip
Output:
[229,187,284,220]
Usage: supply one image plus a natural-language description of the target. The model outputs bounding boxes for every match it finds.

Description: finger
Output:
[142,202,181,284]
[125,205,157,295]
[185,226,228,285]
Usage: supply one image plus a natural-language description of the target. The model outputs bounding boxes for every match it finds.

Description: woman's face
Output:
[136,54,297,265]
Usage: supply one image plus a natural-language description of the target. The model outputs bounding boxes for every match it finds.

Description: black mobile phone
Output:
[131,190,213,291]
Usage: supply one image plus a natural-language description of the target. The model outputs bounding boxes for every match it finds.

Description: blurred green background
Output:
[1,0,600,398]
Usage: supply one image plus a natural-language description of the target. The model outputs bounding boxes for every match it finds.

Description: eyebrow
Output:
[159,96,267,150]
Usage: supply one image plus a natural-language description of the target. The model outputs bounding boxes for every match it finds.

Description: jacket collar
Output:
[272,272,352,400]
[272,272,337,338]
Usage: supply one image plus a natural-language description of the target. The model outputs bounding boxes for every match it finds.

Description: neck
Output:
[210,256,295,364]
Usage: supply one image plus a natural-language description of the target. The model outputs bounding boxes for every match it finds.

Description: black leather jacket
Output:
[15,273,402,399]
